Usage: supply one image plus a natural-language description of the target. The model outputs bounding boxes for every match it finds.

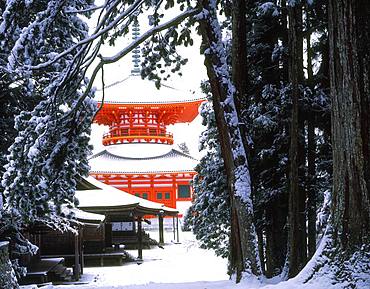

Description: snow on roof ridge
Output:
[78,177,178,214]
[102,148,196,161]
[89,169,195,174]
[89,149,108,160]
[95,74,206,103]
[100,97,205,104]
[89,147,198,174]
[171,148,198,161]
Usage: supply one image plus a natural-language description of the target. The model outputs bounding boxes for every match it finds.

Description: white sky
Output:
[87,4,207,159]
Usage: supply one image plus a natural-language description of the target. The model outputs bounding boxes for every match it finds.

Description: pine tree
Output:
[245,2,291,276]
[0,0,96,230]
[197,0,261,279]
[244,0,332,277]
[185,99,230,259]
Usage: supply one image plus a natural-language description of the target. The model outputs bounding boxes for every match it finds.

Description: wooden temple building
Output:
[21,176,179,284]
[75,176,179,251]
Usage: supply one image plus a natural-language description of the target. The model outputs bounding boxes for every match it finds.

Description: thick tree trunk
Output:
[307,116,316,258]
[256,225,265,275]
[197,0,261,280]
[287,2,307,278]
[306,23,316,259]
[265,194,288,277]
[280,0,289,82]
[231,0,249,155]
[328,0,370,250]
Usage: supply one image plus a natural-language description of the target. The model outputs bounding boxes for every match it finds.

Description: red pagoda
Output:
[89,86,203,212]
[89,23,204,214]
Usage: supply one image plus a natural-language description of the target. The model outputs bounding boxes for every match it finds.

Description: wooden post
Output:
[74,232,80,280]
[137,216,143,260]
[158,213,164,245]
[176,215,180,243]
[172,216,176,241]
[79,228,84,275]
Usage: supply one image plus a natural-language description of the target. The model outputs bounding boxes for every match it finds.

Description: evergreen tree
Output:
[0,0,96,230]
[243,0,331,277]
[184,98,230,259]
[198,0,262,278]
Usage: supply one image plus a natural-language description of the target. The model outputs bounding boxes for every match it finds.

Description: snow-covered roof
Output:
[106,143,173,158]
[72,208,105,223]
[95,74,205,104]
[76,177,178,215]
[89,145,198,174]
[62,206,105,225]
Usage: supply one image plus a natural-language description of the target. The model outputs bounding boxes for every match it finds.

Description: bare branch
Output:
[101,8,200,64]
[27,0,144,71]
[72,7,200,111]
[65,5,105,14]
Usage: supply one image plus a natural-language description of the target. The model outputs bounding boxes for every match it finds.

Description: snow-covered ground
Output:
[21,230,365,289]
[72,231,229,288]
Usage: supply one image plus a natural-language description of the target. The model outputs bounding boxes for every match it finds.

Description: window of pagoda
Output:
[102,108,174,145]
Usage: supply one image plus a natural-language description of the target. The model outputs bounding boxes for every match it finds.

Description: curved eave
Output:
[78,203,139,213]
[94,99,204,125]
[135,206,163,216]
[79,204,178,217]
[135,205,179,216]
[91,148,198,161]
[90,170,196,175]
[89,148,198,175]
[98,98,205,105]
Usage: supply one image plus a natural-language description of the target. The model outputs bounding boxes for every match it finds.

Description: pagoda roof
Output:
[95,100,203,126]
[89,144,198,174]
[76,176,178,216]
[95,74,205,105]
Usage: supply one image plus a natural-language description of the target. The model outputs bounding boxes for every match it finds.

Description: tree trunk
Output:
[256,226,265,275]
[280,0,289,82]
[265,194,288,277]
[231,0,249,154]
[328,0,370,250]
[287,2,307,278]
[197,0,261,280]
[306,14,316,259]
[307,116,316,258]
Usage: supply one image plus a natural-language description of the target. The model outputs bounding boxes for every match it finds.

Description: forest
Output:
[0,0,369,288]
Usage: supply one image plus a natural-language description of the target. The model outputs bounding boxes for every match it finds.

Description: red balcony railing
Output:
[102,128,174,146]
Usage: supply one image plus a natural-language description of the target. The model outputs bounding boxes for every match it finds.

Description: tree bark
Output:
[265,194,288,277]
[287,2,307,278]
[197,0,261,280]
[256,225,265,275]
[307,115,316,258]
[280,0,289,82]
[231,0,249,155]
[306,16,316,259]
[328,0,370,250]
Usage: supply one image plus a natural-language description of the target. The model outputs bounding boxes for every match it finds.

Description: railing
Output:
[103,129,173,146]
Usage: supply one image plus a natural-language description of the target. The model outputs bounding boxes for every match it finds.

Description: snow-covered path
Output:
[30,230,353,289]
[53,230,232,289]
